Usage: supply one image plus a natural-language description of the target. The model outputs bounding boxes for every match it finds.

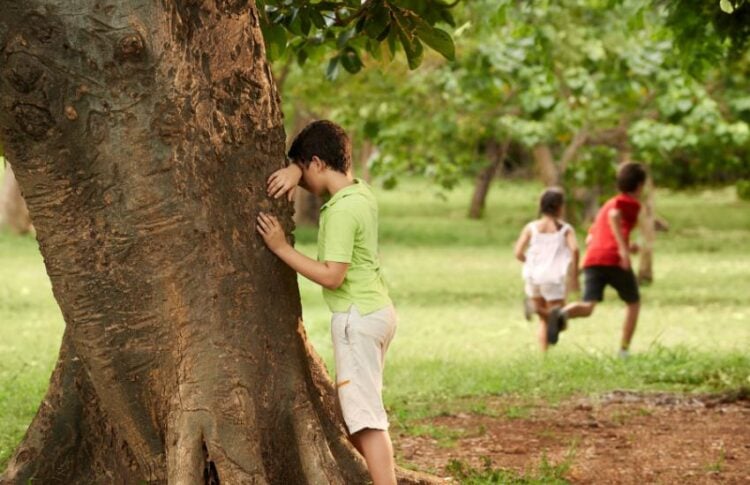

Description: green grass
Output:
[446,453,575,484]
[0,231,65,466]
[298,180,750,417]
[1,177,749,470]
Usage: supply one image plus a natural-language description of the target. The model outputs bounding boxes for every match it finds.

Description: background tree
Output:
[0,0,455,483]
[281,0,749,286]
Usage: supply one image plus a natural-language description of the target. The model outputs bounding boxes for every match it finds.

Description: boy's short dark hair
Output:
[539,187,565,217]
[287,120,351,174]
[617,162,647,193]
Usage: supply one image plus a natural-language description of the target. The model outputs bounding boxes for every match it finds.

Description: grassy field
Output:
[1,176,749,469]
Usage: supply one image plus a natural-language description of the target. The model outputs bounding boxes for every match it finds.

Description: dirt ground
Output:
[394,391,750,484]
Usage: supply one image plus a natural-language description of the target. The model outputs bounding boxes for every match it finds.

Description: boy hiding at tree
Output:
[514,187,579,351]
[256,120,397,485]
[547,162,648,358]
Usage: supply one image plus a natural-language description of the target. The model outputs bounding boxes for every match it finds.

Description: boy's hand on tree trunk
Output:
[257,213,288,252]
[267,164,302,201]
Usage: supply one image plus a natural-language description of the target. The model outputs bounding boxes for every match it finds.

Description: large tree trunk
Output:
[468,139,509,219]
[0,2,431,484]
[0,162,33,234]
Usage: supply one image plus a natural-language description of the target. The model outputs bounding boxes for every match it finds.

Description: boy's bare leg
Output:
[562,301,596,319]
[531,297,548,351]
[533,297,548,319]
[350,429,396,485]
[538,315,548,351]
[620,301,640,350]
[540,299,565,351]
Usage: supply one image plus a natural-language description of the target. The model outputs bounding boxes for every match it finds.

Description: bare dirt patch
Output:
[394,391,750,484]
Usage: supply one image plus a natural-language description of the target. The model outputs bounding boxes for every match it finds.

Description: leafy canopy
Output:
[257,0,458,75]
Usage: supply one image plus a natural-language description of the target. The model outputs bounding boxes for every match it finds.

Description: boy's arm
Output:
[256,213,348,289]
[513,226,531,262]
[607,208,630,270]
[565,228,580,273]
[267,163,303,201]
[565,227,581,290]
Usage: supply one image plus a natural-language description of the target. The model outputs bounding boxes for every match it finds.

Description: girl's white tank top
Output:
[522,220,573,285]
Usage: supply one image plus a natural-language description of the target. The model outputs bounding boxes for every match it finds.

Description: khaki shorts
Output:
[331,305,397,435]
[525,281,566,301]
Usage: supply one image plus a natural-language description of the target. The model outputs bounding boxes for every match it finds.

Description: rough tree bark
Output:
[468,139,509,219]
[0,2,433,484]
[0,162,33,234]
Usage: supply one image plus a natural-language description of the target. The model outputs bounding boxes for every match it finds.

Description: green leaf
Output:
[300,9,312,36]
[415,22,456,61]
[376,24,391,42]
[340,47,363,73]
[326,56,340,80]
[720,0,735,14]
[364,4,391,40]
[363,119,380,139]
[365,38,383,61]
[337,28,357,49]
[309,9,326,29]
[403,35,424,70]
[439,8,456,27]
[387,23,399,57]
[393,16,423,69]
[297,48,309,67]
[260,22,287,60]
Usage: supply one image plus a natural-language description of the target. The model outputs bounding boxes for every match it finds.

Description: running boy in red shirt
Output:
[547,162,647,357]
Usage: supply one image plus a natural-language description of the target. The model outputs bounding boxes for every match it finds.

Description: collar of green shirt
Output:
[320,178,364,211]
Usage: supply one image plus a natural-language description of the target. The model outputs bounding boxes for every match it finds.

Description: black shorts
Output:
[583,266,640,304]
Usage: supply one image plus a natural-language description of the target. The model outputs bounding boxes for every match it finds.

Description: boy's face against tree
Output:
[299,156,327,196]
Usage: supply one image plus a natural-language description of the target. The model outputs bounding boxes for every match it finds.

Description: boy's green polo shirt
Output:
[318,179,391,315]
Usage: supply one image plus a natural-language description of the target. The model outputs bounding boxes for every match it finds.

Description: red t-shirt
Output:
[583,193,641,268]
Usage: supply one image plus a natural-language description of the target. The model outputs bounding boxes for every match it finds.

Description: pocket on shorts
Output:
[331,309,356,388]
[350,305,396,345]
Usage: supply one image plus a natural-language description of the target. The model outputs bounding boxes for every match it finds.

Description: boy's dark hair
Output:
[617,162,647,193]
[287,120,351,174]
[539,187,565,217]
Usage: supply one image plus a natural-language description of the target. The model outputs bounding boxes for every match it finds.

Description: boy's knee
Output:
[582,301,596,315]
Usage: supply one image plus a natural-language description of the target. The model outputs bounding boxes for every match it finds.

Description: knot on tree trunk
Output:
[5,56,44,94]
[216,0,250,15]
[117,33,146,62]
[12,102,53,139]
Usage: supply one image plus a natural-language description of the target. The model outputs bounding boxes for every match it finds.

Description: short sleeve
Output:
[321,210,358,263]
[615,197,640,226]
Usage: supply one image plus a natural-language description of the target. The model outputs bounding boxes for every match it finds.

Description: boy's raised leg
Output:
[562,301,596,319]
[620,301,640,353]
[351,429,397,485]
[540,299,564,350]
